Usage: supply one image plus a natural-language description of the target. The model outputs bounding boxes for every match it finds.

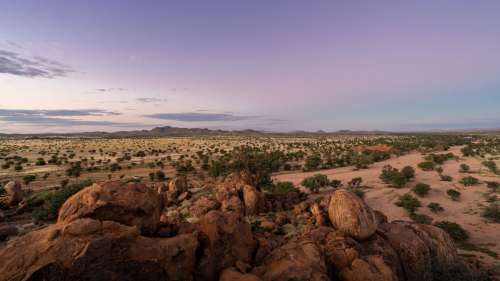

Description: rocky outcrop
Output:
[328,189,378,240]
[0,218,198,281]
[196,210,256,280]
[58,181,161,235]
[254,239,329,281]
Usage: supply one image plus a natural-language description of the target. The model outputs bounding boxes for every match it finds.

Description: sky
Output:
[1,0,500,133]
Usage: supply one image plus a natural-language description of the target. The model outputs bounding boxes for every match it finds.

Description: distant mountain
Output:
[1,125,499,139]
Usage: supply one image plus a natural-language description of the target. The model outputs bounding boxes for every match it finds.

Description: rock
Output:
[168,176,189,194]
[328,190,378,240]
[243,185,265,215]
[260,220,277,232]
[190,196,221,217]
[340,255,397,281]
[196,210,256,280]
[178,191,191,201]
[220,268,263,281]
[3,181,23,206]
[221,195,244,214]
[154,182,168,194]
[377,222,433,281]
[361,233,404,280]
[0,225,18,241]
[58,181,161,235]
[310,202,327,226]
[255,239,329,281]
[0,218,198,281]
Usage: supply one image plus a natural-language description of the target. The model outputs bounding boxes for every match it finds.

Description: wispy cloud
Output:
[95,88,126,93]
[136,97,168,103]
[0,109,128,127]
[0,49,73,78]
[143,112,258,122]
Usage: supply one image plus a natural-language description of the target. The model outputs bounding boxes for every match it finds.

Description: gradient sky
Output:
[1,0,500,133]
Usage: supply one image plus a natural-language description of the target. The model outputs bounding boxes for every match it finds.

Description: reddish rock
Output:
[58,181,161,235]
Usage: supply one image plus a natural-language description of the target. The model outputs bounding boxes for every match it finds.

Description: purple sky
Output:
[1,0,500,133]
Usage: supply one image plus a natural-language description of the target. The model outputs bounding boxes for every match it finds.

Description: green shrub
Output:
[410,212,433,224]
[380,165,407,188]
[304,154,322,171]
[447,189,461,201]
[347,177,362,188]
[401,166,416,180]
[265,181,299,194]
[35,158,46,166]
[434,221,468,241]
[482,160,498,174]
[481,202,500,222]
[428,202,444,213]
[330,179,343,188]
[413,183,431,197]
[418,161,435,171]
[23,174,36,185]
[301,174,330,193]
[459,163,470,173]
[30,180,92,221]
[486,181,499,192]
[460,176,479,186]
[440,174,453,182]
[395,194,421,213]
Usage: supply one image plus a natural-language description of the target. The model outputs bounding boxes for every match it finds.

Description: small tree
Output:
[347,177,363,188]
[447,189,461,201]
[428,202,444,213]
[460,176,479,186]
[459,164,470,173]
[301,174,330,193]
[395,194,421,213]
[418,161,435,171]
[401,166,416,180]
[413,183,431,197]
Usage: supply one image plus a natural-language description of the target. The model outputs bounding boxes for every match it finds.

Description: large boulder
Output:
[243,185,265,215]
[58,181,161,235]
[2,181,24,206]
[377,222,433,281]
[0,218,198,281]
[196,210,256,281]
[377,221,458,281]
[328,190,378,240]
[254,239,329,281]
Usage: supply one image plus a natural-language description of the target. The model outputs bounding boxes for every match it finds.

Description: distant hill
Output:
[1,125,499,139]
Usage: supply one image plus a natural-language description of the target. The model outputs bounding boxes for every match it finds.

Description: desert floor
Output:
[274,146,500,268]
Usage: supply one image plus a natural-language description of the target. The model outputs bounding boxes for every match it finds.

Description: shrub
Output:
[481,202,500,222]
[460,176,479,186]
[401,166,416,180]
[440,174,453,182]
[304,154,322,171]
[23,174,36,185]
[155,170,166,181]
[35,158,46,166]
[418,161,435,171]
[410,212,433,224]
[486,181,499,192]
[447,189,461,201]
[482,160,498,174]
[330,179,343,188]
[380,165,407,188]
[433,261,491,281]
[428,202,444,213]
[459,164,470,173]
[266,181,299,194]
[413,183,431,197]
[434,221,468,241]
[395,194,421,213]
[301,174,330,193]
[350,188,365,199]
[31,180,92,221]
[347,177,362,188]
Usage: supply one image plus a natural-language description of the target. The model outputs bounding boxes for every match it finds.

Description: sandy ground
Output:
[274,146,500,270]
